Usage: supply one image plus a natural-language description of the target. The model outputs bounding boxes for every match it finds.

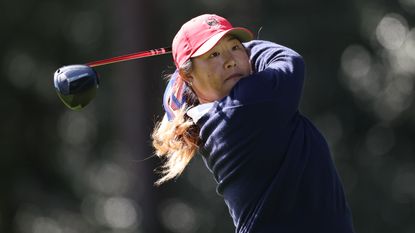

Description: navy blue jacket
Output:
[196,40,355,233]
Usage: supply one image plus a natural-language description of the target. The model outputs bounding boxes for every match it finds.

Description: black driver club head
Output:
[53,65,99,110]
[53,47,172,110]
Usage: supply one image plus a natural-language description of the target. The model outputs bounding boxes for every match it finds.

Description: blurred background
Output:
[1,0,415,232]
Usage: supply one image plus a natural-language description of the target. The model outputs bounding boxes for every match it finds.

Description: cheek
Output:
[195,73,226,98]
[192,72,215,94]
[199,74,221,91]
[194,65,220,87]
[241,54,252,73]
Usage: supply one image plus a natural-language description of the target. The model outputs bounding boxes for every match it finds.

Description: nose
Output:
[224,53,236,69]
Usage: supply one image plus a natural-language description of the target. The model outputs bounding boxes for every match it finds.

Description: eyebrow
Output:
[227,36,238,41]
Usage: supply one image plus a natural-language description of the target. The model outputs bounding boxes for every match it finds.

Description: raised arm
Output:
[231,40,305,116]
[246,40,304,79]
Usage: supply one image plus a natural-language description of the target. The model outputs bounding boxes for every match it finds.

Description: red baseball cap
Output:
[172,14,254,68]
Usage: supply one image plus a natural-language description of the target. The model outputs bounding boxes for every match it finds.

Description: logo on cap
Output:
[205,16,220,29]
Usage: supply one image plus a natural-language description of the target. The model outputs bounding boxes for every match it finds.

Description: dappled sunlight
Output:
[160,199,198,233]
[341,12,415,122]
[5,51,36,90]
[81,195,141,231]
[399,0,415,13]
[86,162,130,195]
[376,14,408,50]
[58,109,97,148]
[64,11,103,51]
[14,205,89,233]
[314,113,344,150]
[365,125,395,156]
[392,166,415,203]
[341,45,372,80]
[102,197,141,229]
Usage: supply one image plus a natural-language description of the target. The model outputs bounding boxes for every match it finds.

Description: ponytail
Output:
[152,106,199,185]
[152,60,200,185]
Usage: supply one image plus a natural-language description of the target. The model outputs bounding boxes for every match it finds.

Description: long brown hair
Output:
[152,60,200,185]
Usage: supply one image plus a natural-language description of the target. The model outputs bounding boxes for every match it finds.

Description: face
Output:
[184,35,252,103]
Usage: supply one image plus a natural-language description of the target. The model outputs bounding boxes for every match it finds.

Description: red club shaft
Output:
[86,47,172,67]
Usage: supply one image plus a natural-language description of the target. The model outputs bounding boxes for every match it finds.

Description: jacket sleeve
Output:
[232,40,305,116]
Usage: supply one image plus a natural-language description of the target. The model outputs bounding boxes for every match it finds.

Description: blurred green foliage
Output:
[1,0,415,232]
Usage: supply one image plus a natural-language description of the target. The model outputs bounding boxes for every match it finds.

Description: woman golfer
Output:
[152,14,355,233]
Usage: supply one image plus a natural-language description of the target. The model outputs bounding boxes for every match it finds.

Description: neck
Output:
[192,85,213,104]
[198,97,211,104]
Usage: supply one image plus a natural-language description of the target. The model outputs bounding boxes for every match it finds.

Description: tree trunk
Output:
[111,0,162,232]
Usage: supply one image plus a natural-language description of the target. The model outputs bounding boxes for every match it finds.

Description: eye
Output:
[209,52,220,58]
[232,44,241,50]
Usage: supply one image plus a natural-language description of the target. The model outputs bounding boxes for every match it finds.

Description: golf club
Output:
[54,47,172,110]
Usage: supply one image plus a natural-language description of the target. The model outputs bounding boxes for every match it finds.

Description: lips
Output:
[226,73,243,81]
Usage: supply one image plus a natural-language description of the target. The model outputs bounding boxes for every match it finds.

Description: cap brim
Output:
[191,27,254,58]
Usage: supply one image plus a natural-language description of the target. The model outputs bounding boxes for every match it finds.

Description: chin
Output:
[227,76,243,87]
[223,81,238,94]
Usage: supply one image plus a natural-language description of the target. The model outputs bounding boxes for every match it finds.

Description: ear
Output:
[179,69,193,84]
